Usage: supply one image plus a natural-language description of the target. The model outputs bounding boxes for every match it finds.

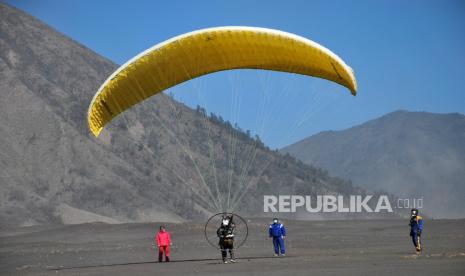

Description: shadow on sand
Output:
[50,256,293,271]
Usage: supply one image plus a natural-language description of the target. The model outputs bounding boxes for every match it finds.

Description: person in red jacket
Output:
[156,225,172,262]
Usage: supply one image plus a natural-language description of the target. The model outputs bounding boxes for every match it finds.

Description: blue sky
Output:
[6,0,465,148]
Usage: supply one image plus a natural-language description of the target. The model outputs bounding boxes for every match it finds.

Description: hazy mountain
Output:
[0,3,371,227]
[282,110,465,218]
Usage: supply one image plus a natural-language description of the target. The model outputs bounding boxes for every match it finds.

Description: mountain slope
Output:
[282,110,465,218]
[0,3,368,227]
[0,3,184,225]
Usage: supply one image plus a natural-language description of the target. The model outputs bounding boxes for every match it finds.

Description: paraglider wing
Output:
[88,26,357,137]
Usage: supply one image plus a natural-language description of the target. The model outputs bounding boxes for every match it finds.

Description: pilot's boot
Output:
[221,249,227,263]
[229,249,236,263]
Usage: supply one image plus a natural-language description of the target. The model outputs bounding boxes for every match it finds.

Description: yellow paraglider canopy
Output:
[88,26,357,137]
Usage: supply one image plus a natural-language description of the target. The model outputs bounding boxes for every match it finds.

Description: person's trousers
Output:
[158,245,170,262]
[272,237,285,254]
[220,239,234,261]
[411,233,422,251]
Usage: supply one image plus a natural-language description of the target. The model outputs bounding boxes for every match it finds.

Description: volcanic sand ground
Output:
[1,219,464,275]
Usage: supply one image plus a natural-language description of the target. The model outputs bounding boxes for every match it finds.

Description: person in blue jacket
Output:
[409,208,424,253]
[269,218,286,256]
